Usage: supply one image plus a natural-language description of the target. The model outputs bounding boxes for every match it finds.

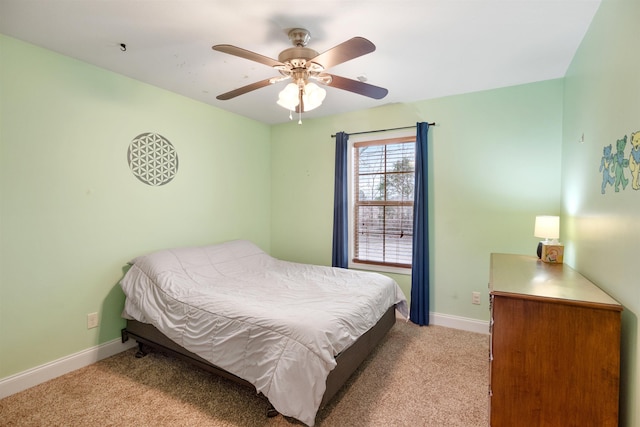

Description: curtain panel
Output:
[410,122,430,325]
[332,131,349,268]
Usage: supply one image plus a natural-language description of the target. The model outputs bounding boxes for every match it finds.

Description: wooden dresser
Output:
[488,253,622,427]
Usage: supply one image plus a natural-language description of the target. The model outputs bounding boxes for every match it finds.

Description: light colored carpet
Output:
[0,320,489,426]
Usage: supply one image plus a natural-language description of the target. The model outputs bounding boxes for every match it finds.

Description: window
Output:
[352,136,415,269]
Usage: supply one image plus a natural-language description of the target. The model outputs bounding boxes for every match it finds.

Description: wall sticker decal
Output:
[612,135,629,192]
[599,130,639,194]
[629,131,640,190]
[127,132,178,186]
[599,143,614,194]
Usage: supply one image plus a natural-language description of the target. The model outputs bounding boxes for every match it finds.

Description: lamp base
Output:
[536,241,543,259]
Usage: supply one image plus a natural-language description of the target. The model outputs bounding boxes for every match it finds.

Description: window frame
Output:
[347,132,415,275]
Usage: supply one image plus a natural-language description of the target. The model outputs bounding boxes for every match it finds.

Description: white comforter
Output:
[120,240,408,426]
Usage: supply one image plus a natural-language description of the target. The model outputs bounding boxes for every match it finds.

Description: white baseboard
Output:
[430,312,490,334]
[0,338,136,399]
[1,314,487,400]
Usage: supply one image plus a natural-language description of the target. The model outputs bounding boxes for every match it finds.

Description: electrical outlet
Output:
[472,292,481,305]
[87,312,99,329]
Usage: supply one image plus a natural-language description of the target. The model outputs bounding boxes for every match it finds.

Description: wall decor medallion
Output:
[127,132,178,186]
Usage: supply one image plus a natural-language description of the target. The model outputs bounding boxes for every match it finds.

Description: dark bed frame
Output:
[121,305,396,418]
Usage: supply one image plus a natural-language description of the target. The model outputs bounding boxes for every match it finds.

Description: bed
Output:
[119,239,408,426]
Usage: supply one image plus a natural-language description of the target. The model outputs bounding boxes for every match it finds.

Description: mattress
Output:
[120,239,408,426]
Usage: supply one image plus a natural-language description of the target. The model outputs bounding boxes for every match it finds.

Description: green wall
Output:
[561,0,639,425]
[0,35,272,377]
[271,80,563,319]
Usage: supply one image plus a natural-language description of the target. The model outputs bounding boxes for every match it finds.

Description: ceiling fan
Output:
[212,28,388,115]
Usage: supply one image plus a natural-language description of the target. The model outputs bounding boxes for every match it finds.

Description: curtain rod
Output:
[331,123,435,138]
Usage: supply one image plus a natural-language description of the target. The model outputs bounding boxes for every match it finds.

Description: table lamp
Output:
[534,215,563,263]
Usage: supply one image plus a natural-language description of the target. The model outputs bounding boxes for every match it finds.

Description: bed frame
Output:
[121,305,396,418]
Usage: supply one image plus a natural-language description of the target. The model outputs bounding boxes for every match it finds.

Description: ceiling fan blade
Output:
[325,74,388,100]
[310,37,376,70]
[216,78,274,100]
[212,44,284,68]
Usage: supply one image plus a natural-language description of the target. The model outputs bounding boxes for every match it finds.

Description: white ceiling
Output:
[0,0,601,125]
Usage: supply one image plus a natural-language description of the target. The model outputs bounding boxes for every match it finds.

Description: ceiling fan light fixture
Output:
[276,81,326,113]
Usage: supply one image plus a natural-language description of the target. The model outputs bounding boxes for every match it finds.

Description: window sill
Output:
[348,262,412,276]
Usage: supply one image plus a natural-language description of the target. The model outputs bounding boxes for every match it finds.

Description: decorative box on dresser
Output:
[488,253,622,427]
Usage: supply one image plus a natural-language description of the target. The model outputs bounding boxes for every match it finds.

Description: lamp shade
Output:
[534,215,560,240]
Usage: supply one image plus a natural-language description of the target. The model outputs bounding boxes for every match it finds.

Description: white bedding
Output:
[120,240,408,426]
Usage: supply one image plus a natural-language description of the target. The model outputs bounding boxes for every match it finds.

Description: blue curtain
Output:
[332,132,349,268]
[410,122,430,325]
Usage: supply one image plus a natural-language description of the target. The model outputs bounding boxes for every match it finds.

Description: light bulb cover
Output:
[301,83,326,111]
[277,83,300,110]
